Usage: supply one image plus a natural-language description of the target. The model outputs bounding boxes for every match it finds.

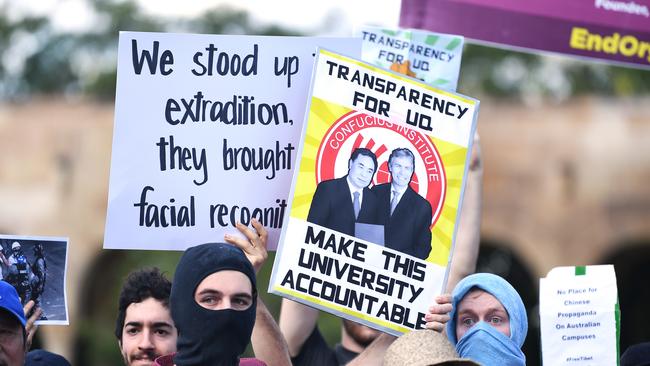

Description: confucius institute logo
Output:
[315,111,446,226]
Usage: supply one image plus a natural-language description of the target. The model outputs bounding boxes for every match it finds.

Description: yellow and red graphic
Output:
[290,98,468,265]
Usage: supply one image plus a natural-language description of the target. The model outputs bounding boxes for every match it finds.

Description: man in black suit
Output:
[307,148,379,236]
[372,148,432,259]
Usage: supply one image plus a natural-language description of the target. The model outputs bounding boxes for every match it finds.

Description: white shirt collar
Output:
[346,176,364,203]
[390,183,408,195]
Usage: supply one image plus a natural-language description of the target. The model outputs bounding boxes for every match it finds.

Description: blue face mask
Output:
[456,322,526,366]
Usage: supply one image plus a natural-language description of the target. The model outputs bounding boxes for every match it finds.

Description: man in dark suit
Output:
[307,148,379,236]
[372,148,432,259]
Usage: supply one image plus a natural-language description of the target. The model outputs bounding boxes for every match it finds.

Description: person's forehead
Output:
[352,154,373,165]
[196,270,252,294]
[390,155,413,166]
[124,297,172,324]
[458,289,506,312]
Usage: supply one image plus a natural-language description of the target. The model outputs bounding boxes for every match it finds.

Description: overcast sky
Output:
[2,0,401,35]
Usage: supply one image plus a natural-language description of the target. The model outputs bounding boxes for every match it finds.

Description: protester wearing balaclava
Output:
[171,242,257,366]
[446,273,528,366]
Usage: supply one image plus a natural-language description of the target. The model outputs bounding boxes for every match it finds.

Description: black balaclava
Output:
[171,242,257,366]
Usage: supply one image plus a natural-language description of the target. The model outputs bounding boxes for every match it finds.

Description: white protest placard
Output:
[540,265,620,365]
[104,32,361,250]
[269,48,479,335]
[359,26,464,92]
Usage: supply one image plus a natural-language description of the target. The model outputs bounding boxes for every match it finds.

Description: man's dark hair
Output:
[114,267,171,341]
[388,148,415,167]
[349,148,378,173]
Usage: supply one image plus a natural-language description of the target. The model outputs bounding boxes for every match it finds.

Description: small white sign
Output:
[540,265,620,365]
[359,26,464,92]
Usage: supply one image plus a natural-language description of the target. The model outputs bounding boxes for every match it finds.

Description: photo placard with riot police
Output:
[0,235,69,325]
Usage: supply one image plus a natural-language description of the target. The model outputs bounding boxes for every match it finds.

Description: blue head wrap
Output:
[446,273,528,365]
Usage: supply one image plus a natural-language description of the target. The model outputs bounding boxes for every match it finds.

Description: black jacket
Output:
[372,183,432,259]
[307,176,378,236]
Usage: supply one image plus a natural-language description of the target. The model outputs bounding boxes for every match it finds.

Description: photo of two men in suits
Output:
[307,147,432,260]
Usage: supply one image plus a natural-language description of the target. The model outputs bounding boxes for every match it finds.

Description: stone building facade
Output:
[0,97,648,360]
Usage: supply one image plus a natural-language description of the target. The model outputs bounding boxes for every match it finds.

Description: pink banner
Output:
[400,0,650,69]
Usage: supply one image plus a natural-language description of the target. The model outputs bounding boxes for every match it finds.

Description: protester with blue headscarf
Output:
[446,273,528,366]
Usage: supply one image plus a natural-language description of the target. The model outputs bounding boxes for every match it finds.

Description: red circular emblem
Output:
[315,111,446,226]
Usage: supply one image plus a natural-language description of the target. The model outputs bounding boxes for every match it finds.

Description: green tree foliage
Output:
[1,1,648,102]
[2,1,650,102]
[0,11,49,98]
[22,35,80,95]
[0,1,300,101]
[459,43,650,101]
